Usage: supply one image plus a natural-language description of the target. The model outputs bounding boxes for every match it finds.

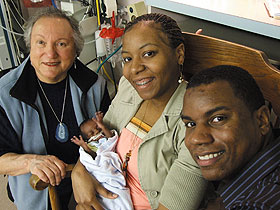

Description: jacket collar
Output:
[146,82,187,140]
[120,81,187,116]
[163,82,187,116]
[10,58,98,105]
[120,80,187,140]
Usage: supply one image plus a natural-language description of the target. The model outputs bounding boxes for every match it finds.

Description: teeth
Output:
[136,81,146,85]
[135,79,152,86]
[45,62,59,66]
[198,151,223,160]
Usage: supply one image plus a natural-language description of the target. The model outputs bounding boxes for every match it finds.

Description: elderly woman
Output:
[0,7,110,210]
[72,13,208,210]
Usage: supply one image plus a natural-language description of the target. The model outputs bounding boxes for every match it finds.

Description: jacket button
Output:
[150,191,158,198]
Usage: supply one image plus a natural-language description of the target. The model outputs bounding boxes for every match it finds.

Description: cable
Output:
[0,0,23,36]
[109,62,118,95]
[92,0,97,16]
[0,24,23,36]
[51,0,57,9]
[96,44,122,73]
[82,5,91,21]
[75,0,90,7]
[101,65,116,89]
[4,0,21,64]
[6,0,21,64]
[100,0,106,19]
[9,0,26,23]
[95,0,101,26]
[85,57,98,66]
[5,1,24,31]
[84,35,100,45]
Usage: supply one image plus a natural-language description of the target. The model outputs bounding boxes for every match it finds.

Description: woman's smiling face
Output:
[30,17,76,84]
[121,22,183,102]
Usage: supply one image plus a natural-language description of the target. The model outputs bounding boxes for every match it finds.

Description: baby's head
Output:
[79,119,101,141]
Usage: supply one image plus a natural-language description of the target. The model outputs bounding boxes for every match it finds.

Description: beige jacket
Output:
[103,77,208,210]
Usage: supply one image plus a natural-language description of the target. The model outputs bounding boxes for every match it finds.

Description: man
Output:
[181,65,280,209]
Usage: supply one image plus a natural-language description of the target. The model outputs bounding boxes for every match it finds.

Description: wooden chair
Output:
[182,32,280,126]
[29,164,74,210]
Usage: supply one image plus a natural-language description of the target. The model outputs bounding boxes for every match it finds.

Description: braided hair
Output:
[124,13,184,49]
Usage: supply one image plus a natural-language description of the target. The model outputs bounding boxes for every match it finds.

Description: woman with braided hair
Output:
[72,13,207,210]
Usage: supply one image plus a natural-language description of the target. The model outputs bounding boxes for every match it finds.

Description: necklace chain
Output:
[122,101,149,176]
[37,78,68,124]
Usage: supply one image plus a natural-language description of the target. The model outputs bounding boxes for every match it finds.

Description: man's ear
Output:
[176,43,185,65]
[256,105,271,135]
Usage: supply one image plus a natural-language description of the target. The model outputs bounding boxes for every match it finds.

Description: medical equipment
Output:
[99,11,124,68]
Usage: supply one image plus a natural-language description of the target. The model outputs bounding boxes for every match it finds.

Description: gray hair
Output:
[24,7,84,56]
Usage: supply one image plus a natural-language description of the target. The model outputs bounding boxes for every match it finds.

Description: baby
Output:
[71,111,114,159]
[71,111,133,210]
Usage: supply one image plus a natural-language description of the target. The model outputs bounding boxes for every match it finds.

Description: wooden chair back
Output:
[182,32,280,126]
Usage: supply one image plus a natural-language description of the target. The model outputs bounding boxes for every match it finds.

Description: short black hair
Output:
[187,65,265,113]
[79,119,92,141]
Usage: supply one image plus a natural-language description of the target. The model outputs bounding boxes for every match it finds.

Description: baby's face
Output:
[82,120,101,139]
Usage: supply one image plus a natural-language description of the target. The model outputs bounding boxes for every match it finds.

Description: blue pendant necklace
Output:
[37,78,69,143]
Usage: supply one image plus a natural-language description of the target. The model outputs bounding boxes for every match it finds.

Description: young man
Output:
[181,65,280,209]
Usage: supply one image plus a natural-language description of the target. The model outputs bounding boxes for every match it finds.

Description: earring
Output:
[74,59,77,69]
[178,64,184,83]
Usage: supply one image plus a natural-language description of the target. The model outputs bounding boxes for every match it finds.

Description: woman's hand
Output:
[0,153,67,186]
[71,159,118,210]
[196,29,203,34]
[29,154,67,186]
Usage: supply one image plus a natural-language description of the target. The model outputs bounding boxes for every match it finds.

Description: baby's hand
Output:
[95,111,104,123]
[71,135,85,146]
[92,111,106,130]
